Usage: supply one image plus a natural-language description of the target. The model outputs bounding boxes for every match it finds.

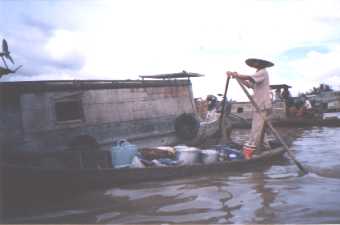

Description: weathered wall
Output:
[13,84,195,151]
[272,101,287,120]
[0,90,24,151]
[231,102,253,120]
[230,101,286,120]
[327,100,340,111]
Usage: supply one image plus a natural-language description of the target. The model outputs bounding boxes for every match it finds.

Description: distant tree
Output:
[304,83,333,95]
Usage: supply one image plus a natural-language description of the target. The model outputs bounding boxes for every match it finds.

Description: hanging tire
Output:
[175,113,200,140]
[68,135,99,151]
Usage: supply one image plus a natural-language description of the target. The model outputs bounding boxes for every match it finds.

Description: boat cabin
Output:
[0,72,202,154]
[230,84,290,121]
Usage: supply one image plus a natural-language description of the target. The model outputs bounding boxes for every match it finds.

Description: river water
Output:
[5,126,340,224]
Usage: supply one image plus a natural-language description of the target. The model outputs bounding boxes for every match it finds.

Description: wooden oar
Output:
[217,76,231,142]
[219,76,231,129]
[235,78,308,174]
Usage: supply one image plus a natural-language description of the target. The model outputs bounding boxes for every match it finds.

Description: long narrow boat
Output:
[230,116,340,129]
[1,145,286,209]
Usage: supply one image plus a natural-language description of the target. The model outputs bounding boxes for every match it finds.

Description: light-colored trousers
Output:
[248,108,272,151]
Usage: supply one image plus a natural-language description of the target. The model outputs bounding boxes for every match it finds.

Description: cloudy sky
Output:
[1,0,340,100]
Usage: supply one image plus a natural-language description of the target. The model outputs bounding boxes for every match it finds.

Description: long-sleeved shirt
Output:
[251,68,272,110]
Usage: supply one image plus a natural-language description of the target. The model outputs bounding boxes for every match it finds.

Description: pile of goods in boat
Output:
[111,139,244,169]
[137,146,179,167]
[139,146,176,160]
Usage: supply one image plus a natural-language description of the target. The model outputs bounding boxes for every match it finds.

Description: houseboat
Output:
[0,72,219,168]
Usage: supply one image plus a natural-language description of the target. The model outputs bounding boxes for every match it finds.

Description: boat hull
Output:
[1,146,285,211]
[231,117,340,129]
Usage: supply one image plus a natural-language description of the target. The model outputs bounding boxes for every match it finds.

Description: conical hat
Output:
[245,58,274,68]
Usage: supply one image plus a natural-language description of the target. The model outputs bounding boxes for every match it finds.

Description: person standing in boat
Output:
[227,58,274,156]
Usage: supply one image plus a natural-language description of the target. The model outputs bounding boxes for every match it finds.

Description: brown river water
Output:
[4,127,340,224]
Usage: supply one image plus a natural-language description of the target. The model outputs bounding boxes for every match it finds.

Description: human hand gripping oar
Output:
[235,78,308,174]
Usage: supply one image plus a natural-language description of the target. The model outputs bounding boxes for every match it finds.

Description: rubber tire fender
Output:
[175,113,200,140]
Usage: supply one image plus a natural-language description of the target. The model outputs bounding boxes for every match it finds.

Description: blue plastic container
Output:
[111,139,137,168]
[213,145,244,161]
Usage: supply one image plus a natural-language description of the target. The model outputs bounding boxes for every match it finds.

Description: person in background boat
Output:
[304,97,312,111]
[296,94,313,117]
[206,94,221,121]
[274,88,282,101]
[227,58,274,157]
[280,87,294,117]
[281,87,291,101]
[206,95,218,111]
[194,97,208,120]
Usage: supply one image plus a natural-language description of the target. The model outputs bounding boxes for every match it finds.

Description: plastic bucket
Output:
[111,139,137,168]
[200,149,218,164]
[243,145,255,160]
[175,146,200,165]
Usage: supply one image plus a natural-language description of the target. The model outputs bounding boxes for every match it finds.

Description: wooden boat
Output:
[273,117,340,127]
[1,145,286,209]
[230,116,340,129]
[229,84,340,128]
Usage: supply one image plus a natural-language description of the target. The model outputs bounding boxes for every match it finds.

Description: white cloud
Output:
[288,44,340,94]
[5,72,76,81]
[45,30,82,60]
[2,0,340,100]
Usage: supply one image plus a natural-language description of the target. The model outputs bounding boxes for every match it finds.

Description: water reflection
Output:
[251,172,278,223]
[99,177,235,224]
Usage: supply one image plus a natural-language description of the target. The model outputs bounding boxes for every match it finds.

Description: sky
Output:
[1,0,340,101]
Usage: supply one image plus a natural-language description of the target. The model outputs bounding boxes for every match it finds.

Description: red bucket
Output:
[243,145,255,160]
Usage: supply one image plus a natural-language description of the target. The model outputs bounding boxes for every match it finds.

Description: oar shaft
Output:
[219,76,231,130]
[235,78,308,174]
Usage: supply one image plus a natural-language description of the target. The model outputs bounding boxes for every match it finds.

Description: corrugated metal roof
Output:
[270,84,292,89]
[0,79,191,93]
[140,71,204,79]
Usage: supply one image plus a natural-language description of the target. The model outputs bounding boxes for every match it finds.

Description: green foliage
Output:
[303,83,333,95]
